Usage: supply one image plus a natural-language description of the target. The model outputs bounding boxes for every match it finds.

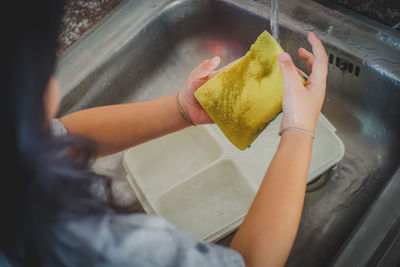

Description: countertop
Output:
[58,0,123,55]
[318,0,400,29]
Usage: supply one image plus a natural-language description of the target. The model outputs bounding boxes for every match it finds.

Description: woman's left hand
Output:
[178,56,221,125]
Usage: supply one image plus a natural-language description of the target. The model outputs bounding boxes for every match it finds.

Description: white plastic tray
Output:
[123,113,345,242]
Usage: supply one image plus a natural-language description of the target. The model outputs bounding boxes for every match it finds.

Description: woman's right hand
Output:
[278,32,328,134]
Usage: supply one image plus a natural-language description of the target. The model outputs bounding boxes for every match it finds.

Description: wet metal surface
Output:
[56,0,400,266]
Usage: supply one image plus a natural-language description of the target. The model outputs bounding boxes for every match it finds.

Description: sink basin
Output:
[56,0,400,266]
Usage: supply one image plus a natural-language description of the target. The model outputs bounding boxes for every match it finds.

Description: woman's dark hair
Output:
[1,1,113,265]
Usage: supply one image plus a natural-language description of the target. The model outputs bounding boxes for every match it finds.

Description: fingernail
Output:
[211,56,220,64]
[278,52,290,63]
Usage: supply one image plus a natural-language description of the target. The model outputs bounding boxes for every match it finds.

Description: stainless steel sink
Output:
[56,0,400,266]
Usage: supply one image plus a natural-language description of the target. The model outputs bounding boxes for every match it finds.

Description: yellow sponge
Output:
[194,31,284,150]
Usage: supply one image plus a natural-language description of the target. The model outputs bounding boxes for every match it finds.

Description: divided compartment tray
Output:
[123,113,345,242]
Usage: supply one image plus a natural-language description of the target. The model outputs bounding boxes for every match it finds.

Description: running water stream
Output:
[270,0,279,42]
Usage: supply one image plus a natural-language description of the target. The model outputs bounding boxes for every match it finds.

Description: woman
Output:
[1,0,327,266]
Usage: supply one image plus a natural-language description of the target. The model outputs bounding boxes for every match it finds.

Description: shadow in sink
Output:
[56,0,400,266]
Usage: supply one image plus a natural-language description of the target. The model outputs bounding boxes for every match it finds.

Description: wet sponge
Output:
[194,31,284,150]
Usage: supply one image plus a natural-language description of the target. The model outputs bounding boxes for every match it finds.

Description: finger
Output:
[298,47,314,69]
[191,56,221,80]
[209,57,242,78]
[308,32,328,86]
[184,56,221,98]
[278,52,303,90]
[308,32,327,61]
[208,70,219,79]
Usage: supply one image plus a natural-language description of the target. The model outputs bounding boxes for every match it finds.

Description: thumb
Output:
[278,52,303,90]
[191,56,221,80]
